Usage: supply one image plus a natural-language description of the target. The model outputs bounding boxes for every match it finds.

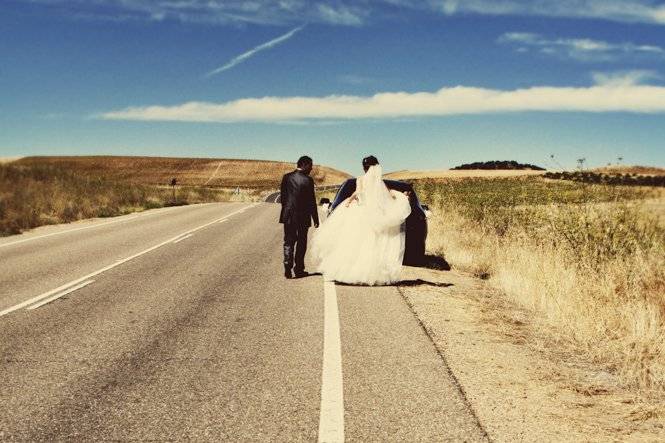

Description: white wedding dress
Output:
[311,165,412,285]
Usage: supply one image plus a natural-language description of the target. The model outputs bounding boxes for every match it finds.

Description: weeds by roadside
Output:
[414,176,665,394]
[0,163,248,236]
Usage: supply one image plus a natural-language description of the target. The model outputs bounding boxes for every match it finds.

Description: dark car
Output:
[322,179,428,265]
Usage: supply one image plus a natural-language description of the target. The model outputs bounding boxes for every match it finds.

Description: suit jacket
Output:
[279,170,319,227]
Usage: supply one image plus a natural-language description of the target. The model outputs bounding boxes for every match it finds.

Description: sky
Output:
[2,0,665,174]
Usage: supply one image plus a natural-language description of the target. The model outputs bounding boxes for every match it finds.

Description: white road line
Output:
[26,280,95,310]
[0,204,253,318]
[218,219,228,224]
[318,280,345,443]
[0,203,214,249]
[172,233,193,244]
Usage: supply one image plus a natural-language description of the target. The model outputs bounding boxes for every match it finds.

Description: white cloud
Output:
[438,0,665,25]
[206,25,304,77]
[499,31,665,62]
[100,75,665,123]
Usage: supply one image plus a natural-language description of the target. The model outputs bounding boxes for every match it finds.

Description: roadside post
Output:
[170,178,177,203]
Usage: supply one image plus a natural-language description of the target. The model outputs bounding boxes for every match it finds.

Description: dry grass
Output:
[384,169,546,181]
[15,156,350,188]
[0,157,23,164]
[593,165,665,176]
[0,162,251,236]
[415,176,665,394]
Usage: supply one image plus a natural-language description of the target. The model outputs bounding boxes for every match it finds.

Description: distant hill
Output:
[451,160,546,171]
[592,165,665,176]
[15,156,351,188]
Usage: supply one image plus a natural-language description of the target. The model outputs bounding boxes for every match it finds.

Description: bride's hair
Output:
[362,155,379,172]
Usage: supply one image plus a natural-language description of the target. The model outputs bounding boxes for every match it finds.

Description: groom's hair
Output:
[362,155,379,172]
[297,156,313,168]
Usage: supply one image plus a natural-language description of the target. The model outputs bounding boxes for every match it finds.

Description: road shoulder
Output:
[399,266,665,442]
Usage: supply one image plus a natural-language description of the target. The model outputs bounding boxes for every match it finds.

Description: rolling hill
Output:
[14,156,351,188]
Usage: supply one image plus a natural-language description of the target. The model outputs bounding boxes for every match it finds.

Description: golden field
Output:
[414,175,665,394]
[0,161,251,236]
[593,165,665,176]
[15,156,350,188]
[384,169,546,180]
[1,155,350,236]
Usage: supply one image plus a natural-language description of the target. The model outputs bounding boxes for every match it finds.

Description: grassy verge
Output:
[0,162,254,236]
[414,176,665,393]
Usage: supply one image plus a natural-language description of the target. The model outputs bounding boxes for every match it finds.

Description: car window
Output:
[331,180,356,209]
[331,179,422,211]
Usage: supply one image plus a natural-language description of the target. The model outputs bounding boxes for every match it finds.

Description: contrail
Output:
[206,25,305,78]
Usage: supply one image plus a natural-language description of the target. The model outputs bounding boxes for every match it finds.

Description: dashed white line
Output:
[0,204,254,317]
[26,280,95,310]
[318,280,345,443]
[172,233,194,244]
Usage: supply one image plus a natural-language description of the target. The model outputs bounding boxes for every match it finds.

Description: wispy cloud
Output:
[100,73,665,123]
[206,25,304,77]
[437,0,665,25]
[22,0,369,26]
[499,32,665,62]
[591,69,662,86]
[20,0,665,27]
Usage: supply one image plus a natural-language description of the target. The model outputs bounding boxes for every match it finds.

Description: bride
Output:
[311,156,412,285]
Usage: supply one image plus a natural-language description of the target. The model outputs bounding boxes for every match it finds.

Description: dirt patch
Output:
[398,266,665,442]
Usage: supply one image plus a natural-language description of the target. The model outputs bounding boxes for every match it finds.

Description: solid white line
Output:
[0,203,214,250]
[26,280,95,310]
[0,204,253,318]
[172,233,193,244]
[218,219,228,224]
[318,280,345,443]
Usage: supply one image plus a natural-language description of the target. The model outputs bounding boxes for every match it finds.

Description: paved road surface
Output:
[0,202,487,441]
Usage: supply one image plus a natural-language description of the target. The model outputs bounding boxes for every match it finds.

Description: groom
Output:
[279,156,319,279]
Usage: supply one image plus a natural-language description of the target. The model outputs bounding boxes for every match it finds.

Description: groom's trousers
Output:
[283,223,308,273]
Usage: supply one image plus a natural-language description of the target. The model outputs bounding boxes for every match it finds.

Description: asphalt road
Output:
[0,202,487,441]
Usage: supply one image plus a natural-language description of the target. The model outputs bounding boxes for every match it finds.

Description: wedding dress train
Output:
[311,165,412,285]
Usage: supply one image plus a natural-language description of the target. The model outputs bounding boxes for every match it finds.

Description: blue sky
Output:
[2,0,665,174]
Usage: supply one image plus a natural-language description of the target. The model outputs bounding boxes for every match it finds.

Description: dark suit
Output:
[279,169,319,273]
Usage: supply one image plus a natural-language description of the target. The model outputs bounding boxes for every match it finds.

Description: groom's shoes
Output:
[294,270,309,279]
[284,266,293,279]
